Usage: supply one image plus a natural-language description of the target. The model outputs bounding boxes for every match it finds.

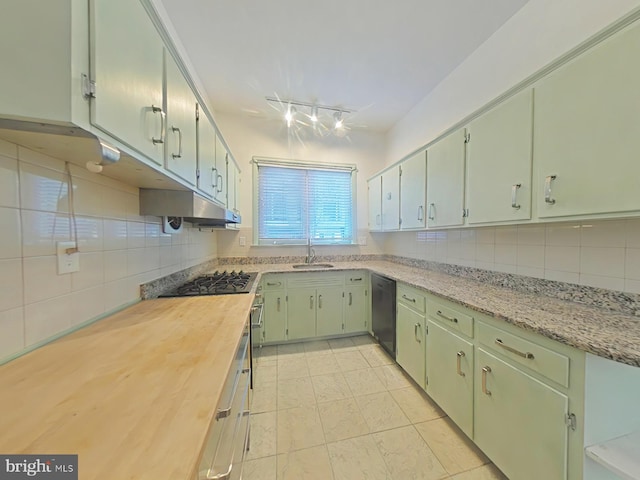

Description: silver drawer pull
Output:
[495,338,534,359]
[414,323,421,343]
[348,292,353,306]
[417,205,424,221]
[211,463,232,480]
[402,294,416,303]
[277,297,281,312]
[266,281,282,287]
[544,175,557,204]
[511,183,521,209]
[428,203,435,221]
[482,366,492,396]
[350,277,363,282]
[318,294,323,309]
[436,310,458,323]
[171,126,182,158]
[216,406,232,419]
[456,351,465,377]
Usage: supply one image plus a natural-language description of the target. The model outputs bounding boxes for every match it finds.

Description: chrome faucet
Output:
[306,238,316,264]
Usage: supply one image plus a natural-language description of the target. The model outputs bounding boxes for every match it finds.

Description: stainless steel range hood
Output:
[139,189,240,227]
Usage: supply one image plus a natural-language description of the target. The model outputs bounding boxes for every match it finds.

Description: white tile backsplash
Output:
[0,141,218,362]
[386,219,640,295]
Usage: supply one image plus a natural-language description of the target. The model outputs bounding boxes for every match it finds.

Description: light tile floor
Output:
[244,335,508,480]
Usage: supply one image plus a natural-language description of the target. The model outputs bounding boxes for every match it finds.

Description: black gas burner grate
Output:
[160,270,258,297]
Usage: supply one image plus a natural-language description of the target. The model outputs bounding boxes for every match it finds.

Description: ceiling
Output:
[157,0,529,133]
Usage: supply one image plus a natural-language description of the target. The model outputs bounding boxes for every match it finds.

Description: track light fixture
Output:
[265,96,355,136]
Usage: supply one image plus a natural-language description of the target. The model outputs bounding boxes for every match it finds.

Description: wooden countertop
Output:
[0,294,253,480]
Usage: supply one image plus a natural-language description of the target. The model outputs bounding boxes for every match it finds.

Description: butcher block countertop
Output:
[0,294,254,480]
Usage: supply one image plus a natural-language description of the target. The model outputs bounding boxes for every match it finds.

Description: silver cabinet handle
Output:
[402,294,416,303]
[436,310,458,323]
[511,183,521,209]
[418,205,424,221]
[414,323,422,343]
[277,297,281,312]
[170,126,182,158]
[212,463,232,480]
[266,281,282,287]
[428,203,435,220]
[544,175,557,204]
[495,338,535,359]
[318,294,323,309]
[456,351,466,377]
[151,105,166,144]
[481,366,492,396]
[212,167,218,188]
[350,277,363,282]
[251,303,264,328]
[348,292,353,306]
[375,213,381,226]
[310,295,314,309]
[217,173,224,193]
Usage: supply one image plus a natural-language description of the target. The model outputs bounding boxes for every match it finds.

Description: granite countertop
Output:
[215,260,640,367]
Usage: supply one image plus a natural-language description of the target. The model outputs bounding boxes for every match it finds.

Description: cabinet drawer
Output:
[345,271,367,285]
[287,273,344,288]
[262,275,285,290]
[477,322,569,388]
[397,284,426,313]
[427,299,473,338]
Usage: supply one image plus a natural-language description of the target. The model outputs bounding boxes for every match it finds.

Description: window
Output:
[254,158,356,245]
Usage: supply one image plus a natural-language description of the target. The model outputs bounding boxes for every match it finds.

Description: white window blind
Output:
[256,161,355,245]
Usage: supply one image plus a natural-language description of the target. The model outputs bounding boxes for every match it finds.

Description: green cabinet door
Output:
[466,89,533,224]
[165,54,197,186]
[534,21,640,218]
[475,348,569,480]
[344,286,368,334]
[400,151,427,230]
[316,286,344,337]
[396,303,426,388]
[426,128,466,227]
[286,287,317,340]
[426,321,474,437]
[92,0,164,164]
[263,290,286,343]
[368,176,382,231]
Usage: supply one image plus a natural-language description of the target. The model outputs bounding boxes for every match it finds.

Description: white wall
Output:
[214,112,387,258]
[386,0,640,163]
[0,138,218,363]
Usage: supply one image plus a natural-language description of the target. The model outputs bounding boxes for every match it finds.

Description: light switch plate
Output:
[57,241,80,274]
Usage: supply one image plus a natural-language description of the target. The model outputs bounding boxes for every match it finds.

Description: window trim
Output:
[252,156,358,246]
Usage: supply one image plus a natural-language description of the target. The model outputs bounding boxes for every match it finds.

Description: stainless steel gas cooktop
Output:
[159,271,258,297]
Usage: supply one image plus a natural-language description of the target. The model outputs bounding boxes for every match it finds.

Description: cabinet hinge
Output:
[342,292,345,298]
[565,413,577,431]
[462,208,469,218]
[399,166,402,176]
[286,328,289,336]
[464,133,471,144]
[81,73,96,99]
[399,218,403,225]
[196,168,200,179]
[425,325,429,335]
[425,376,429,385]
[195,103,200,121]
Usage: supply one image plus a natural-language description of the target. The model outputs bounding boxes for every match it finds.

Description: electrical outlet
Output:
[57,241,80,274]
[239,236,246,247]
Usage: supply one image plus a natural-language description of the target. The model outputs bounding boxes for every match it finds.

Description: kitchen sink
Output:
[292,263,334,269]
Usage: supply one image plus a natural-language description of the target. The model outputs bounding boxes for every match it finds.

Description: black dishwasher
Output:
[371,273,396,358]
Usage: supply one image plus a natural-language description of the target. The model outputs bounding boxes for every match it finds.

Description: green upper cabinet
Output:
[214,134,228,206]
[368,176,383,231]
[400,151,427,230]
[382,168,400,231]
[165,54,198,186]
[466,90,533,224]
[534,21,640,219]
[91,0,165,165]
[426,128,466,228]
[197,112,217,197]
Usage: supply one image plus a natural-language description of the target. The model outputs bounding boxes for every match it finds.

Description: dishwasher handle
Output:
[251,303,264,329]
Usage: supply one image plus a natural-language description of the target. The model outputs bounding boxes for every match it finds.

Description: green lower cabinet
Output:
[262,290,286,343]
[426,320,474,438]
[316,286,344,337]
[286,287,317,340]
[475,348,569,480]
[343,286,368,334]
[396,302,426,388]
